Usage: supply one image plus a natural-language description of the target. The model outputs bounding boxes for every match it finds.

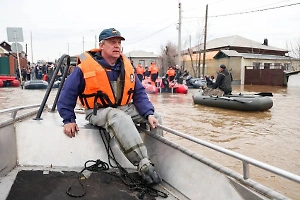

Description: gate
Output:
[244,66,284,86]
[0,57,10,75]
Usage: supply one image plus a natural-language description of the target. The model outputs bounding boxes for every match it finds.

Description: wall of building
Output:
[129,58,160,68]
[9,55,28,75]
[291,60,300,70]
[228,57,242,82]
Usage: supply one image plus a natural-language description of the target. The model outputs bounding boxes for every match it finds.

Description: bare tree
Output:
[159,41,177,76]
[286,38,300,70]
[289,38,300,59]
[187,48,197,76]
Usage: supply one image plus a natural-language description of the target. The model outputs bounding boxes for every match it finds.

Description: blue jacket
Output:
[57,55,155,124]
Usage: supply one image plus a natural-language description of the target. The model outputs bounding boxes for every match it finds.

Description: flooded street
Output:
[1,74,300,199]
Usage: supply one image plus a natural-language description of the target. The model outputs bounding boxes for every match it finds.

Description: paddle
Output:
[203,96,249,104]
[218,96,249,104]
[254,92,273,97]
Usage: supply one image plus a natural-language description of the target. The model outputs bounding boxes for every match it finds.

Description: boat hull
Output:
[0,76,20,87]
[142,80,188,94]
[24,80,49,89]
[184,76,207,89]
[193,92,273,111]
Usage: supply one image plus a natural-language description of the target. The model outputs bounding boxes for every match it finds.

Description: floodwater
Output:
[1,74,300,199]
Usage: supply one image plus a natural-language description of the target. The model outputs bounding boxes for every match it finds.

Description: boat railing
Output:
[156,124,300,185]
[0,104,42,128]
[35,54,71,120]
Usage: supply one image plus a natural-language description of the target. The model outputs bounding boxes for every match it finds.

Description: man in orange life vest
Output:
[148,60,159,86]
[57,28,162,185]
[165,66,176,82]
[135,62,145,82]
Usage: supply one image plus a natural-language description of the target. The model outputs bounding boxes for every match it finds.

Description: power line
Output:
[184,2,300,19]
[209,2,300,18]
[236,0,292,13]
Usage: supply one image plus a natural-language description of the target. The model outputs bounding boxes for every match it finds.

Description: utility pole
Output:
[82,36,84,53]
[178,2,182,67]
[90,30,97,48]
[202,4,208,78]
[30,31,33,64]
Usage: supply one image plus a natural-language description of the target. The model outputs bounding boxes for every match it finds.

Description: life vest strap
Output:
[125,88,134,105]
[93,91,117,115]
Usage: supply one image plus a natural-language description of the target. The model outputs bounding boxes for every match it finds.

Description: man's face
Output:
[101,38,122,59]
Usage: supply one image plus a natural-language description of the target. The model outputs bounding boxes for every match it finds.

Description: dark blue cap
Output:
[99,28,125,42]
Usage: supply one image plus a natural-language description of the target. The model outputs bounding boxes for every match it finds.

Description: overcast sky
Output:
[1,0,299,63]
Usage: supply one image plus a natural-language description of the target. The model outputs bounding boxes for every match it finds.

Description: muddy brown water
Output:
[1,74,300,199]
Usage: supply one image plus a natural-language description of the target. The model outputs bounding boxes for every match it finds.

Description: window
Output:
[253,62,261,69]
[264,63,271,69]
[274,63,282,69]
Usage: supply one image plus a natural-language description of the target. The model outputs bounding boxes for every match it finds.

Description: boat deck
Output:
[1,166,178,200]
[0,110,181,200]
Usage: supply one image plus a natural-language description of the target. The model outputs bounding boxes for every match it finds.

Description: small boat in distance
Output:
[0,75,20,87]
[184,75,207,89]
[142,77,188,94]
[24,80,49,89]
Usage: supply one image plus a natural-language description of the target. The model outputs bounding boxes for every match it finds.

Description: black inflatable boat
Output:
[193,92,273,111]
[24,80,49,90]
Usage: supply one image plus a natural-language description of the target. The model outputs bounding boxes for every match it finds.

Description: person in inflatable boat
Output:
[202,64,232,96]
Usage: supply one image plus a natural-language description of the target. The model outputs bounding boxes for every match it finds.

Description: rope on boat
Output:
[66,127,168,199]
[99,128,168,199]
[66,159,109,197]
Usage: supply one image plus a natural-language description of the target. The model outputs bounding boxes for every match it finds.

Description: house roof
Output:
[240,53,291,60]
[181,50,219,61]
[0,41,11,52]
[217,50,242,57]
[124,50,158,58]
[191,35,287,52]
[213,49,291,60]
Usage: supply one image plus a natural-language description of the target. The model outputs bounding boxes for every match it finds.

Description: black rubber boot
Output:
[138,158,162,185]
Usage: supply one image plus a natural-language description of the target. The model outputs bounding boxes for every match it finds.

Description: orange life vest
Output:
[77,49,135,110]
[135,65,145,75]
[166,68,176,77]
[149,64,159,74]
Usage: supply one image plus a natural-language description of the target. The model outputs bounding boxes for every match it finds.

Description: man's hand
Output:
[147,115,158,128]
[63,122,79,138]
